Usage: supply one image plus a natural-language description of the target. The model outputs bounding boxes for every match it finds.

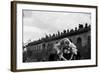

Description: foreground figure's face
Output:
[61,39,72,54]
[63,47,71,54]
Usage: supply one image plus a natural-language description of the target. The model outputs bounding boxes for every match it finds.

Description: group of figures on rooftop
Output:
[28,23,90,46]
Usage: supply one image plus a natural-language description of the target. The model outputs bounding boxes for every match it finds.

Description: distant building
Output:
[23,23,91,62]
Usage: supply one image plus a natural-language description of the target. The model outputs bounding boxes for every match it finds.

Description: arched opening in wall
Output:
[87,36,91,59]
[88,36,91,46]
[42,43,47,59]
[77,37,82,49]
[27,48,32,58]
[77,37,82,58]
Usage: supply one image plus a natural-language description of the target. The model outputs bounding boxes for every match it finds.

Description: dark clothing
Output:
[75,51,81,60]
[63,53,72,60]
[48,54,59,61]
[63,51,81,60]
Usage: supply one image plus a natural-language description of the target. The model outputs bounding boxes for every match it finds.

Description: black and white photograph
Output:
[23,10,91,62]
[11,1,97,71]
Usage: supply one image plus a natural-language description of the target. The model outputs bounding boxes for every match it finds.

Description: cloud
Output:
[23,10,91,43]
[23,25,50,42]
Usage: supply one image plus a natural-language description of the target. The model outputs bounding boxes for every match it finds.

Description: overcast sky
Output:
[23,10,91,43]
